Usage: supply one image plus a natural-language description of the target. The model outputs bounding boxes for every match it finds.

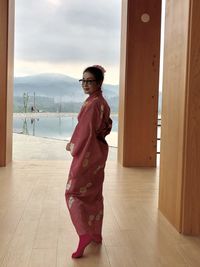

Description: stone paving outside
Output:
[13,133,117,161]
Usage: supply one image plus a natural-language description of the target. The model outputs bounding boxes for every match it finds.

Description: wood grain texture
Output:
[159,0,200,235]
[182,0,200,234]
[118,0,127,165]
[6,0,14,165]
[0,0,8,166]
[118,0,161,167]
[159,0,190,232]
[0,154,200,266]
[0,0,14,167]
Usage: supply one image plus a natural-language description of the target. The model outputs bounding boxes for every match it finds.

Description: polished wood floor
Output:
[0,136,200,266]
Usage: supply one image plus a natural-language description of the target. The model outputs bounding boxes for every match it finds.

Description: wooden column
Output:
[0,0,14,167]
[118,0,161,167]
[159,0,200,235]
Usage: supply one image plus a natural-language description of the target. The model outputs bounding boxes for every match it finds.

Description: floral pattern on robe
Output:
[65,90,112,236]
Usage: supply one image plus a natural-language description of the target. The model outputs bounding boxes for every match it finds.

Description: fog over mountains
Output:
[14,73,118,101]
[14,73,119,112]
[14,73,162,113]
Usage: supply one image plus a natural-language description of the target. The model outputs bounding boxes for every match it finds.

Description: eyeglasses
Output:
[79,79,96,85]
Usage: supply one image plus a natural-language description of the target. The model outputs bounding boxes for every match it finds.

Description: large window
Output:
[13,0,121,147]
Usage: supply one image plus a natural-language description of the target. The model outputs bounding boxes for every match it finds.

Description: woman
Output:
[65,65,112,258]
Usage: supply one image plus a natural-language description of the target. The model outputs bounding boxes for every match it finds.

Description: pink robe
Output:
[65,90,112,236]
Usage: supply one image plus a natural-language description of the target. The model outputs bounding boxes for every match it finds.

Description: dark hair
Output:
[83,66,104,82]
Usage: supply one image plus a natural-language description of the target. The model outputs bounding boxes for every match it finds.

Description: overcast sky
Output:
[14,0,121,84]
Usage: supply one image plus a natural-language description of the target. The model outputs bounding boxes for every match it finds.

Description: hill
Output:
[14,73,162,113]
[14,73,119,102]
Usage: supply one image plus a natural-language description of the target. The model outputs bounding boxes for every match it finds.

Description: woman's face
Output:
[81,71,102,95]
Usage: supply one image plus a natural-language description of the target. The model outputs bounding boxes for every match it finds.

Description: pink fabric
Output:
[65,90,112,236]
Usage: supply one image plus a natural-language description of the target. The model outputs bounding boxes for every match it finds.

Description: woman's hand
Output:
[66,142,71,151]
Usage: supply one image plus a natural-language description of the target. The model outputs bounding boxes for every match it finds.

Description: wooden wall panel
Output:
[0,0,14,167]
[0,0,8,166]
[118,0,161,167]
[159,0,190,232]
[182,1,200,234]
[159,0,200,235]
[118,0,128,165]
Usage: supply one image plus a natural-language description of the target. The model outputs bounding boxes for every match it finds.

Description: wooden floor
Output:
[1,158,200,266]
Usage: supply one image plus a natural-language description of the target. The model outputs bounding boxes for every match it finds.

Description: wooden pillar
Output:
[0,0,14,167]
[159,0,200,235]
[118,0,161,167]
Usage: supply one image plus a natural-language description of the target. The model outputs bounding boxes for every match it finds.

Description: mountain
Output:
[14,73,119,103]
[14,73,162,114]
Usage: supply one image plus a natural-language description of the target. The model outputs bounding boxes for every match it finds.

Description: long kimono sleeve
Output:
[69,102,101,157]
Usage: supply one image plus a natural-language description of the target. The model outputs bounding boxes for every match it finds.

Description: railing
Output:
[157,116,161,154]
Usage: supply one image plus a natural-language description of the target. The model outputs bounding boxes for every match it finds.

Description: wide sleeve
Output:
[69,102,101,157]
